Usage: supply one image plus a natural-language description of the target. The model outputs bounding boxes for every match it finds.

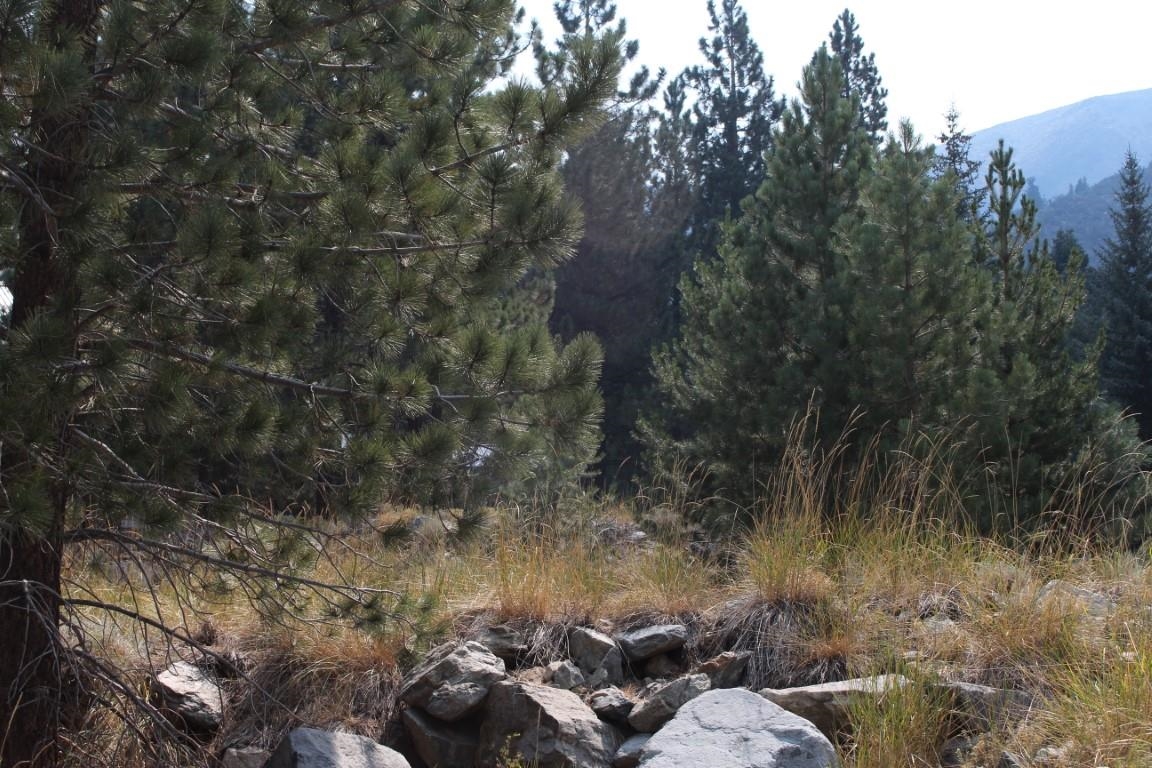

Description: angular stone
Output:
[150,661,224,733]
[401,707,479,768]
[399,641,506,722]
[758,675,909,741]
[221,746,270,768]
[571,627,624,686]
[549,660,586,690]
[614,625,688,662]
[588,686,635,726]
[476,681,623,768]
[695,651,750,689]
[638,689,838,768]
[265,728,410,768]
[474,625,528,659]
[614,734,650,768]
[628,674,711,733]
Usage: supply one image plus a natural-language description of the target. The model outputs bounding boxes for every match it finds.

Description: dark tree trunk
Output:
[1,1,102,765]
[0,526,64,768]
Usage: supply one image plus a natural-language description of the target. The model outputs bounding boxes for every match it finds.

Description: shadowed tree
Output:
[0,1,622,764]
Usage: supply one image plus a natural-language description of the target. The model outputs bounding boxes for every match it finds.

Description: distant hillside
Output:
[970,88,1152,200]
[1034,159,1152,263]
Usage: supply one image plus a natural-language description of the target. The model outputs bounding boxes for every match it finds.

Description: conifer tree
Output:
[828,8,887,140]
[933,105,987,224]
[640,47,872,501]
[0,2,621,763]
[1099,151,1152,438]
[681,0,783,259]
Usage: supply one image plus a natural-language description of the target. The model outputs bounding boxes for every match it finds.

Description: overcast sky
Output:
[518,0,1152,138]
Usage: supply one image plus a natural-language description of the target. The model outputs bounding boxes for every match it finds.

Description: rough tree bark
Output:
[1,1,101,765]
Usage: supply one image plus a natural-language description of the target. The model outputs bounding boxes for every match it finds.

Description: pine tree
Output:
[828,8,887,140]
[1099,151,1152,438]
[640,47,872,503]
[933,105,987,224]
[0,2,621,764]
[968,143,1124,530]
[680,0,783,259]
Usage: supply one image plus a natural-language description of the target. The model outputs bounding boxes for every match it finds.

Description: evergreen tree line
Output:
[550,0,1152,536]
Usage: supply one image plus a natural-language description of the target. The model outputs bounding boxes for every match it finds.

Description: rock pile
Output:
[201,619,1036,767]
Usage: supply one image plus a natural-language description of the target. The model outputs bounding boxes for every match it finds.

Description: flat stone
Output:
[758,675,909,741]
[615,625,688,662]
[151,661,224,733]
[638,688,838,767]
[265,728,410,768]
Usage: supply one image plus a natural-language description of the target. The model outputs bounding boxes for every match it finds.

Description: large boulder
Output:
[399,641,506,722]
[638,689,838,768]
[614,625,687,662]
[265,728,410,768]
[150,661,224,733]
[627,674,711,733]
[401,707,479,768]
[613,734,651,768]
[758,675,909,741]
[476,681,623,768]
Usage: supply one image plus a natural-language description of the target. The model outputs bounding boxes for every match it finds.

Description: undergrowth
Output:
[57,426,1152,768]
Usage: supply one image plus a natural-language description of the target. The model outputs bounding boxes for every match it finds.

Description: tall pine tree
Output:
[0,2,621,764]
[828,8,887,140]
[1099,151,1152,438]
[640,47,872,504]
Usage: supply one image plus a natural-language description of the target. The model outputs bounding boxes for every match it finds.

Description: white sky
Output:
[519,0,1152,138]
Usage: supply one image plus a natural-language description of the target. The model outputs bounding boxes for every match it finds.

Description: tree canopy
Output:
[0,1,621,763]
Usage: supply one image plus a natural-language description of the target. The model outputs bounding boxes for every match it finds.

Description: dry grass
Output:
[55,425,1152,767]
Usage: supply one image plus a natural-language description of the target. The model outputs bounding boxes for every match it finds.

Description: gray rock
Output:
[571,627,624,686]
[588,686,635,726]
[758,675,909,741]
[220,746,270,768]
[934,681,1034,732]
[399,641,506,722]
[549,660,586,690]
[628,673,711,733]
[474,625,528,659]
[150,661,224,732]
[695,651,750,689]
[477,681,623,768]
[614,734,651,768]
[1036,579,1114,618]
[638,688,838,768]
[265,728,410,768]
[401,707,479,768]
[614,625,688,662]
